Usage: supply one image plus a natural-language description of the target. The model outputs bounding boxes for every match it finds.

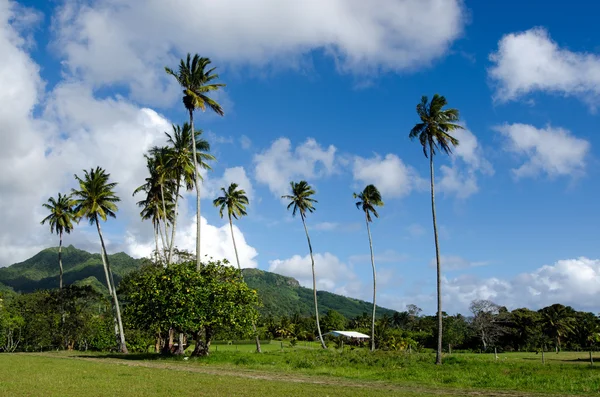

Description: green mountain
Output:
[0,247,398,319]
[0,245,142,293]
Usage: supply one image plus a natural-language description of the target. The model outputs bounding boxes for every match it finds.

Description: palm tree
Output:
[166,54,225,269]
[71,167,128,353]
[353,184,384,352]
[541,304,576,353]
[165,123,214,264]
[40,193,76,290]
[409,94,463,365]
[213,182,261,353]
[282,181,326,349]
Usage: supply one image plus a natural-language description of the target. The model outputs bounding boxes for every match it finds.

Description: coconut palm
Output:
[213,182,261,353]
[71,167,127,353]
[282,181,326,349]
[409,94,463,365]
[165,123,214,264]
[40,193,77,290]
[353,184,384,351]
[541,304,576,353]
[165,54,225,269]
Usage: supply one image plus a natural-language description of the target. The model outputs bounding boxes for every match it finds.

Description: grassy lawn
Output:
[2,349,600,396]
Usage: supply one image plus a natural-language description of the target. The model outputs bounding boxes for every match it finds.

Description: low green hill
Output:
[0,248,398,319]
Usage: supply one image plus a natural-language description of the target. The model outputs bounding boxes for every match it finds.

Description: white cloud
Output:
[443,257,600,313]
[254,137,337,197]
[240,135,252,150]
[489,27,600,105]
[437,127,493,199]
[429,255,490,271]
[494,123,590,179]
[352,154,425,199]
[313,222,339,231]
[203,166,255,202]
[269,252,357,292]
[52,0,465,103]
[349,249,408,266]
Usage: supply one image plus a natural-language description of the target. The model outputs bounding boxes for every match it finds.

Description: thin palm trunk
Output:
[58,231,64,290]
[157,204,168,264]
[301,213,326,349]
[154,222,160,264]
[95,219,119,346]
[96,219,128,354]
[189,110,202,270]
[167,177,181,265]
[429,145,443,365]
[365,215,376,352]
[160,183,170,250]
[59,231,67,349]
[229,214,262,353]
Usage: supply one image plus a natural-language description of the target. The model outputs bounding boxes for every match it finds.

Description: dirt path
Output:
[25,353,548,397]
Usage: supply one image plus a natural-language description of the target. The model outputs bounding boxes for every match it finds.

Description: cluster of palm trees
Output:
[40,51,464,364]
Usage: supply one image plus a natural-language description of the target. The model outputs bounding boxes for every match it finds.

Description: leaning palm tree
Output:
[353,184,384,352]
[71,167,128,354]
[165,54,225,269]
[213,182,261,353]
[40,193,77,290]
[282,181,326,349]
[165,123,214,264]
[409,94,463,365]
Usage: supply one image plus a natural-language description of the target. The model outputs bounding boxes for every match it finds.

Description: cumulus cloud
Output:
[52,0,465,103]
[268,252,358,293]
[489,27,600,105]
[437,127,493,199]
[494,123,590,179]
[254,137,337,197]
[352,154,425,199]
[202,166,255,202]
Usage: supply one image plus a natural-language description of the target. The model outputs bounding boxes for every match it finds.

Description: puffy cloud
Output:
[489,27,600,105]
[203,166,255,202]
[437,127,493,199]
[52,0,465,103]
[268,252,357,293]
[254,138,337,197]
[442,257,600,313]
[494,123,590,178]
[352,154,425,199]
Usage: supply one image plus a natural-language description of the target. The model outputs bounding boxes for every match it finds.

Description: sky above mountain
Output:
[2,0,600,315]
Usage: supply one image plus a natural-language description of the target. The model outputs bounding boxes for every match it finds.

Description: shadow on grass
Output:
[75,353,177,361]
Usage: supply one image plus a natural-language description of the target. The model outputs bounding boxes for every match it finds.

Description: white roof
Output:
[324,330,370,339]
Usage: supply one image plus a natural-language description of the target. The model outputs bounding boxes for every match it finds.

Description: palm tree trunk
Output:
[154,222,160,264]
[157,207,168,264]
[58,232,64,290]
[365,214,376,352]
[167,176,181,265]
[59,231,67,350]
[189,110,202,270]
[96,219,128,354]
[230,214,262,353]
[301,213,326,349]
[429,145,443,365]
[160,183,170,250]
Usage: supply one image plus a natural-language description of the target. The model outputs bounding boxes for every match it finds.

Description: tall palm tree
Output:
[409,94,463,365]
[166,54,225,269]
[213,182,261,353]
[353,184,384,352]
[282,181,326,349]
[71,167,128,353]
[134,154,176,264]
[165,123,214,264]
[541,304,576,353]
[40,193,76,290]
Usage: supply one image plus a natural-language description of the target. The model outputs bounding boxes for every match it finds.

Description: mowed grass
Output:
[3,349,600,396]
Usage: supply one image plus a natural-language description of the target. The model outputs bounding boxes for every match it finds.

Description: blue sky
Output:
[2,0,600,314]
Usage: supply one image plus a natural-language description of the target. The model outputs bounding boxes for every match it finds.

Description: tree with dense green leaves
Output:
[165,123,214,264]
[353,184,384,351]
[165,54,225,269]
[40,193,77,290]
[71,167,127,353]
[122,260,258,357]
[282,180,326,349]
[540,304,576,353]
[409,94,463,365]
[213,183,261,352]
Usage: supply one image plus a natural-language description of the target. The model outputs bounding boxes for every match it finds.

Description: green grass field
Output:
[2,348,600,396]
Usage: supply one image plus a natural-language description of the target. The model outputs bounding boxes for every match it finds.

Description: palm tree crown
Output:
[282,181,317,218]
[41,193,77,235]
[409,94,463,157]
[165,123,214,189]
[71,167,120,224]
[165,54,225,115]
[353,184,384,222]
[213,183,249,220]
